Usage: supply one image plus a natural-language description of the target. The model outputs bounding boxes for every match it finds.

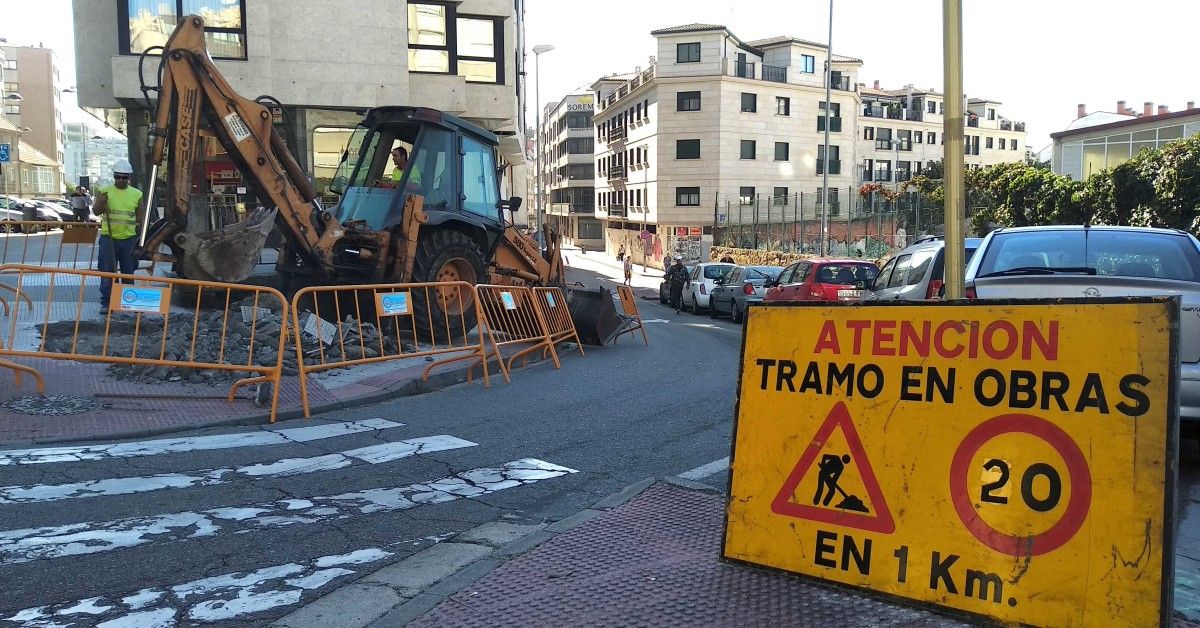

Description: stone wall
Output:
[709,246,885,267]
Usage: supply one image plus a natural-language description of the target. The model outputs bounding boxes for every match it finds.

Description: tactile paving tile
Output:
[410,483,968,627]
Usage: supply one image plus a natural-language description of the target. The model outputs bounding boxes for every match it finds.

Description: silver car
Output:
[965,225,1200,435]
[709,265,782,323]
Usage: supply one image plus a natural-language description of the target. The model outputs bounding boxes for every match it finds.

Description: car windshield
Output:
[746,266,782,280]
[817,263,879,284]
[977,230,1200,282]
[704,264,735,279]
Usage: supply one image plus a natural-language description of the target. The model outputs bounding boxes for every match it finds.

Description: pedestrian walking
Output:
[664,255,690,314]
[68,186,92,222]
[93,160,144,315]
[617,244,626,262]
[623,254,634,286]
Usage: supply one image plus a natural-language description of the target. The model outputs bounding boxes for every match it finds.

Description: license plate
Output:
[837,289,864,300]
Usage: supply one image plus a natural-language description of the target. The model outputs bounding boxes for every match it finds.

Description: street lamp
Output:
[532,44,555,247]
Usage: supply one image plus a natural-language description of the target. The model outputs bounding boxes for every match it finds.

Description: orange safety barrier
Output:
[0,264,288,420]
[289,282,491,417]
[532,286,584,355]
[0,221,101,270]
[475,284,559,382]
[614,285,649,346]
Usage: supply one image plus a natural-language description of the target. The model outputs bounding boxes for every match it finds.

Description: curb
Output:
[2,352,555,447]
[272,475,717,628]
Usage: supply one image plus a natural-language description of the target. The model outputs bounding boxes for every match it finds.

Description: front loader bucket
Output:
[562,285,627,346]
[174,207,278,283]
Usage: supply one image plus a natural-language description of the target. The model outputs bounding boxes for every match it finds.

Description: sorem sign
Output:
[723,299,1178,627]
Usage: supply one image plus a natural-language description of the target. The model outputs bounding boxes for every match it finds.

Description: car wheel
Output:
[733,302,744,324]
[659,289,667,304]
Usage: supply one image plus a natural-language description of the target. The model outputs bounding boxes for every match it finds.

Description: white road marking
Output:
[4,548,393,627]
[678,456,729,481]
[0,459,577,565]
[643,318,670,323]
[0,435,477,504]
[0,419,404,466]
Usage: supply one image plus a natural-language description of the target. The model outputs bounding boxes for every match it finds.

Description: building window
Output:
[740,140,756,160]
[120,0,247,60]
[404,4,504,83]
[739,186,755,205]
[988,108,996,120]
[676,187,700,206]
[677,91,701,112]
[774,142,789,161]
[986,137,994,149]
[801,54,815,73]
[677,42,701,63]
[897,160,911,182]
[914,132,923,145]
[3,60,15,71]
[1012,142,1018,151]
[676,139,700,160]
[927,131,936,144]
[861,158,874,181]
[998,138,1006,150]
[773,187,788,206]
[776,97,790,116]
[897,129,912,150]
[817,145,840,175]
[928,100,937,114]
[863,126,874,141]
[740,93,757,113]
[818,101,841,132]
[3,104,18,115]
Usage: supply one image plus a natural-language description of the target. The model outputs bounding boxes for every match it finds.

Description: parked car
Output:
[659,264,694,304]
[964,225,1200,435]
[764,259,880,303]
[709,265,783,323]
[681,262,736,313]
[866,236,981,301]
[0,196,23,231]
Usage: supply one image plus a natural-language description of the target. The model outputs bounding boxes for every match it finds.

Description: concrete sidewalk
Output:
[562,246,663,298]
[275,478,1200,628]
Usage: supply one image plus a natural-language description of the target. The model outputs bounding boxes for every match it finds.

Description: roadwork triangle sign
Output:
[771,401,896,534]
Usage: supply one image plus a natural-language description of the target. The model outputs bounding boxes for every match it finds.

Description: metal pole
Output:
[820,0,834,257]
[534,53,543,244]
[942,0,966,298]
[138,163,159,247]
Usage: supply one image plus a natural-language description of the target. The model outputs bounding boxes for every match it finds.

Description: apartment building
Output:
[1,44,66,182]
[64,122,130,189]
[537,91,602,248]
[857,83,1027,186]
[1052,101,1200,180]
[73,0,528,211]
[593,25,863,266]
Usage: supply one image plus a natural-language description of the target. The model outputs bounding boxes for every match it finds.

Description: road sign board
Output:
[723,299,1178,627]
[0,143,9,163]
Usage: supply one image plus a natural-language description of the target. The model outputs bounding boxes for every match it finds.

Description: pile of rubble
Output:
[38,299,419,385]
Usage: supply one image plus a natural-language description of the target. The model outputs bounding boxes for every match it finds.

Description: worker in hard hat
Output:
[92,159,144,315]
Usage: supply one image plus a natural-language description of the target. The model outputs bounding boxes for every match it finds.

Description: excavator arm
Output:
[139,15,339,282]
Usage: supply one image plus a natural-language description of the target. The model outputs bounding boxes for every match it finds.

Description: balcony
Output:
[829,75,851,91]
[762,65,787,83]
[1000,120,1012,131]
[607,125,627,143]
[1015,122,1025,132]
[874,139,893,151]
[817,159,841,175]
[873,169,892,182]
[607,168,627,182]
[817,116,842,132]
[607,204,627,217]
[860,166,873,182]
[905,110,923,122]
[735,61,756,79]
[967,117,979,128]
[863,105,885,118]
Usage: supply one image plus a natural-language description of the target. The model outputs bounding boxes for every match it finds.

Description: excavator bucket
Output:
[173,208,278,283]
[561,286,628,346]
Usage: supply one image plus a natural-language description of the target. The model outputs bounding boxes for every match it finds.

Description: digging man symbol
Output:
[813,453,869,513]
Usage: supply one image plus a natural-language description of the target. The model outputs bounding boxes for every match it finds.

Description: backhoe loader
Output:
[137,15,620,342]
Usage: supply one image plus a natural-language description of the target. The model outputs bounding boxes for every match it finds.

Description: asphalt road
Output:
[0,260,1196,625]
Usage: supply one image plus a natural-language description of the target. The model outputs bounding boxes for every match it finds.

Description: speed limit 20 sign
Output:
[723,299,1178,627]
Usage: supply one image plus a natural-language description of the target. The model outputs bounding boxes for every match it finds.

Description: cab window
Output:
[410,128,456,211]
[462,136,500,219]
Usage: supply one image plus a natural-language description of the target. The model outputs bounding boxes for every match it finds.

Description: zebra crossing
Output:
[0,419,579,626]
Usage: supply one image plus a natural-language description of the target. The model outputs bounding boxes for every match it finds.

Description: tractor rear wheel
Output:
[410,229,486,343]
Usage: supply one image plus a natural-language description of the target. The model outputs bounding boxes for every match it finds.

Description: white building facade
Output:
[538,92,602,249]
[1052,101,1200,180]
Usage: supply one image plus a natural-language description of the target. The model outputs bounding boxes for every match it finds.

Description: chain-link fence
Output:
[711,189,954,259]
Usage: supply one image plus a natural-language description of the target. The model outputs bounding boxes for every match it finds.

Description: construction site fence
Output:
[613,285,648,346]
[0,221,102,270]
[531,287,585,354]
[0,264,288,420]
[289,282,491,418]
[474,284,560,382]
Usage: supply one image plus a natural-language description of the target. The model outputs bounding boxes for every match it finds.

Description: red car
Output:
[763,259,880,303]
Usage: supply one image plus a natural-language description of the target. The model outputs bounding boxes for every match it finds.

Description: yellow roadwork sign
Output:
[723,299,1178,627]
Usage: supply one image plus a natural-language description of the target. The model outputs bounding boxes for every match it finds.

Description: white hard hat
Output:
[113,159,134,175]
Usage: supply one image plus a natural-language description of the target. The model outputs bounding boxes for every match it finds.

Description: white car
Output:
[681,262,735,314]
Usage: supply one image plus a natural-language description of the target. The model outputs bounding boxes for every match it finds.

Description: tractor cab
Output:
[329,107,507,234]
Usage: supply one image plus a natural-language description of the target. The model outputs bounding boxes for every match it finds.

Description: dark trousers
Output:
[98,235,139,306]
[670,284,685,311]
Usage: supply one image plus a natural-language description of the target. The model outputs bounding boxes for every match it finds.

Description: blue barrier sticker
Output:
[117,286,168,314]
[546,293,557,308]
[500,291,517,310]
[378,291,411,316]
